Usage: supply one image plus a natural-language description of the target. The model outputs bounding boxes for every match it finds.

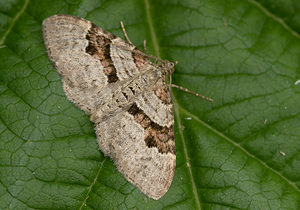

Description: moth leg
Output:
[143,40,149,54]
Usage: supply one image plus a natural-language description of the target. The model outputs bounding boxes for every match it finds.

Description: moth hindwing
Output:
[43,14,176,200]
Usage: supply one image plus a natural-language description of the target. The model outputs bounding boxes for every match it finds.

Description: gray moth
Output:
[43,14,176,200]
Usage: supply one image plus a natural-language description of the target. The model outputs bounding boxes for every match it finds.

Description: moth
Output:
[43,15,176,200]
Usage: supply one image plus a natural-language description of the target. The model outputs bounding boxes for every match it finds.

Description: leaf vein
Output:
[79,158,107,210]
[0,0,30,46]
[179,105,300,194]
[248,0,300,39]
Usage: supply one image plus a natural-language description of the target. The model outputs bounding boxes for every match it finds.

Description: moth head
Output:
[162,61,178,74]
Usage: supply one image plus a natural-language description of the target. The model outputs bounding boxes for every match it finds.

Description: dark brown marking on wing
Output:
[86,23,118,83]
[153,85,172,105]
[132,48,150,70]
[128,103,175,155]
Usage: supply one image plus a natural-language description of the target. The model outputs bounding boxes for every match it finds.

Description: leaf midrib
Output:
[142,0,202,207]
[144,0,161,58]
[172,95,202,209]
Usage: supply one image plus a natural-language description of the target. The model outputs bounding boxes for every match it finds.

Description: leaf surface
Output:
[1,0,300,209]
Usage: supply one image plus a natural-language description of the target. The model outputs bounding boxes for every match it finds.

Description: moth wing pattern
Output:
[43,14,176,200]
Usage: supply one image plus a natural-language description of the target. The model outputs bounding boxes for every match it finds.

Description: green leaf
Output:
[1,0,300,209]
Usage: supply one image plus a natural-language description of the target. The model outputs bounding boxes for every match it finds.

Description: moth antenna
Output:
[171,84,214,101]
[120,21,133,45]
[119,22,169,65]
[114,24,169,66]
[143,40,159,63]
